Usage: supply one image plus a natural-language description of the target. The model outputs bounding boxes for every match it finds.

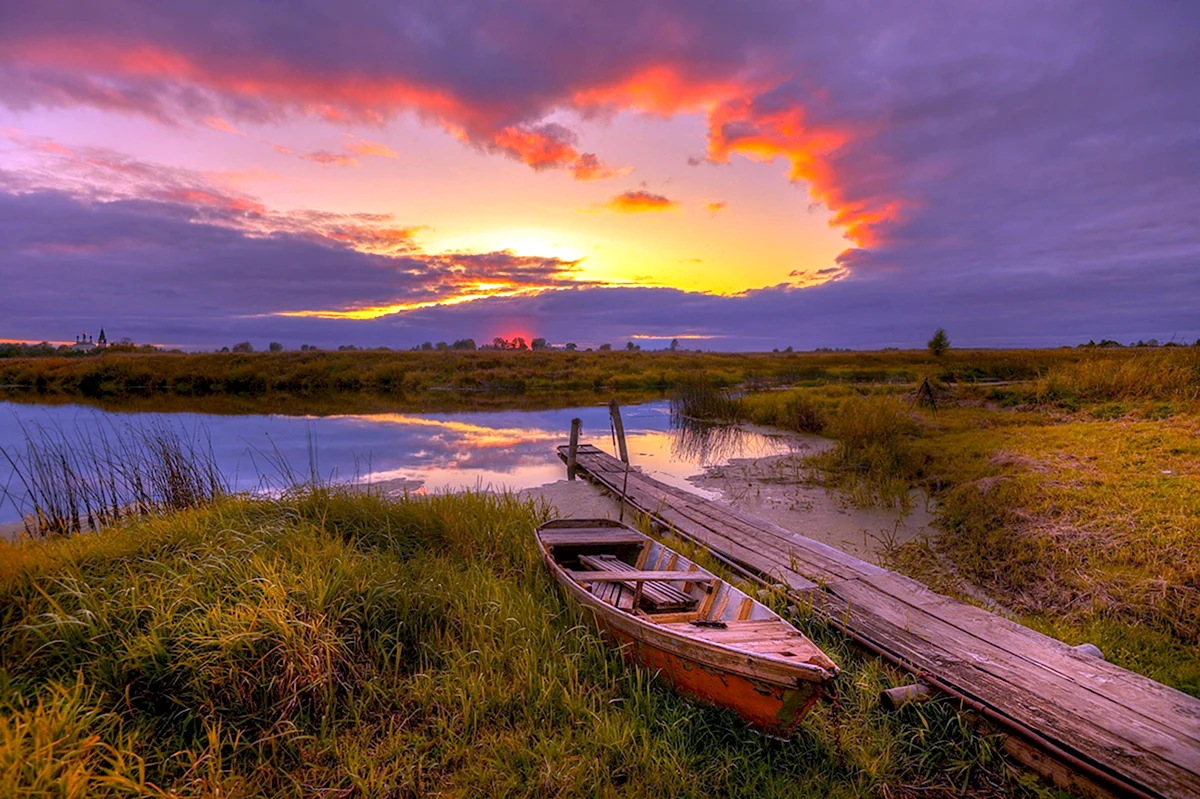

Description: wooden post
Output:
[609,400,629,463]
[567,418,581,480]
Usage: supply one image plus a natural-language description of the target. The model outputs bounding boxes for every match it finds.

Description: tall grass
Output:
[1034,349,1200,405]
[0,489,1033,797]
[1,417,225,537]
[0,346,1132,410]
[669,376,741,423]
[737,389,827,433]
[806,396,921,510]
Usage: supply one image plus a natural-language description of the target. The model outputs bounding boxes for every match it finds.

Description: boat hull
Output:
[536,534,833,732]
[590,610,825,732]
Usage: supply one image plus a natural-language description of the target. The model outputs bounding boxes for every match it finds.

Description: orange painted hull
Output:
[536,520,835,733]
[590,610,825,732]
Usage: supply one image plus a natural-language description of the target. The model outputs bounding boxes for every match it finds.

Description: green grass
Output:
[0,489,1046,797]
[0,347,1129,413]
[731,350,1200,698]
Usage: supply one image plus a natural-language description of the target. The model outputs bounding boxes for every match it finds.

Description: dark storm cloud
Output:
[0,190,582,347]
[0,2,1198,346]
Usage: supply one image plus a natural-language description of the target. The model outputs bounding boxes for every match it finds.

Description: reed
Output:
[1,416,225,537]
[737,389,827,433]
[668,375,742,424]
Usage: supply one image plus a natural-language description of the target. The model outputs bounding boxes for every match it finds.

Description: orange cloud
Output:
[203,116,243,135]
[705,200,728,214]
[269,132,398,168]
[573,65,757,116]
[571,153,624,181]
[602,190,680,214]
[2,34,890,249]
[705,98,898,247]
[485,124,623,181]
[298,149,358,167]
[344,134,398,159]
[490,125,577,169]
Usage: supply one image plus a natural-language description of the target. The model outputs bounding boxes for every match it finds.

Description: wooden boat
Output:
[536,518,839,732]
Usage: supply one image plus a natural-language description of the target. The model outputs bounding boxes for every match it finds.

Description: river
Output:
[0,400,799,525]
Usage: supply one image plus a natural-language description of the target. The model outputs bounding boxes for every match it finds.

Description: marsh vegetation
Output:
[695,348,1200,696]
[0,346,1136,413]
[0,345,1195,794]
[0,488,1034,797]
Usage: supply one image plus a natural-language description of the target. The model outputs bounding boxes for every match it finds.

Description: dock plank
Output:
[558,443,1200,799]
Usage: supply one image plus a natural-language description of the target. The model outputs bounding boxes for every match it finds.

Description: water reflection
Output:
[0,400,799,523]
[670,419,758,465]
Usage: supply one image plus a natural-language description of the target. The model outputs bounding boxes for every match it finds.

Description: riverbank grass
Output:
[731,350,1200,697]
[0,489,1037,797]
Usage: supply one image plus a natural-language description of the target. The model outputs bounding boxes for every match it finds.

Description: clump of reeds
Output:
[1036,349,1200,404]
[736,389,827,433]
[1,416,226,537]
[669,376,740,424]
[809,395,920,509]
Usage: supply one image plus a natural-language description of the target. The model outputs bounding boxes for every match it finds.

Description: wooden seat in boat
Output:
[577,554,701,612]
[660,619,829,665]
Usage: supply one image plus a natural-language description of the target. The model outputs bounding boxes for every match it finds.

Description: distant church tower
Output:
[98,328,107,349]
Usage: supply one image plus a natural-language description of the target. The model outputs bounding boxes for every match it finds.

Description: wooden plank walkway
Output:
[559,443,1200,799]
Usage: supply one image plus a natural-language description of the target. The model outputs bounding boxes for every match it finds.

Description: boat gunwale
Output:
[536,520,837,685]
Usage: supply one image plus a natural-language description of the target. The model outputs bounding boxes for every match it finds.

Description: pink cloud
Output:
[203,116,244,135]
[344,134,398,159]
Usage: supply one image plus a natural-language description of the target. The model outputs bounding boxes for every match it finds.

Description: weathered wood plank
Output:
[558,441,1200,799]
[570,570,715,583]
[566,448,875,581]
[539,529,648,546]
[829,578,1200,775]
[859,572,1200,747]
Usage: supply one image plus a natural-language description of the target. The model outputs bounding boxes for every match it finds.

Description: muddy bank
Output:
[520,479,630,521]
[523,430,933,564]
[687,448,934,562]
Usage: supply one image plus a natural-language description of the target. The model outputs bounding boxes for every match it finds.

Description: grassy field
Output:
[730,348,1200,696]
[0,347,1109,413]
[0,489,1042,798]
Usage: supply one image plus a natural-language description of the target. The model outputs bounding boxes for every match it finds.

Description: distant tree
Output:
[927,328,950,357]
[625,341,640,351]
[598,343,612,351]
[565,342,577,351]
[669,338,679,351]
[784,346,794,353]
[531,337,547,350]
[452,338,476,350]
[513,336,528,351]
[493,336,507,350]
[420,341,433,351]
[435,341,449,351]
[232,341,254,353]
[268,341,283,352]
[338,344,358,351]
[219,346,230,353]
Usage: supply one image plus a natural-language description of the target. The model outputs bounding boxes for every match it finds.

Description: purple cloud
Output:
[0,2,1197,347]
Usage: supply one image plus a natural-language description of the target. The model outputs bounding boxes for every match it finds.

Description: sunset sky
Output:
[1,1,1197,350]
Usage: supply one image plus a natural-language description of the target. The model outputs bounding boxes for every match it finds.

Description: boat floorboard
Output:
[558,443,1200,799]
